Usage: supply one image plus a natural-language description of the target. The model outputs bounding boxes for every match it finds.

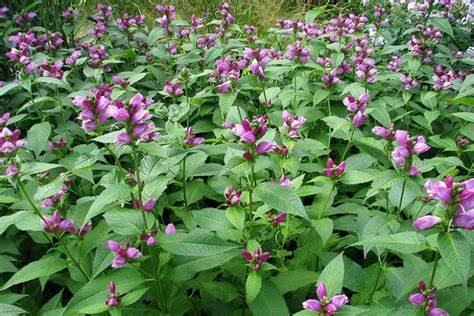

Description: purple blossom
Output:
[72,84,113,131]
[225,185,242,206]
[413,215,442,230]
[269,212,287,227]
[42,210,76,234]
[0,7,8,19]
[5,164,18,177]
[279,174,292,187]
[241,247,270,271]
[286,41,311,63]
[183,127,204,147]
[282,110,306,138]
[106,282,120,307]
[141,228,158,246]
[302,282,349,314]
[165,223,176,235]
[401,74,419,90]
[343,93,369,128]
[391,130,430,173]
[164,80,183,96]
[106,240,142,269]
[409,281,448,315]
[323,158,346,178]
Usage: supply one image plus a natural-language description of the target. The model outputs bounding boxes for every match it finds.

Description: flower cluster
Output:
[391,130,430,176]
[413,175,473,230]
[107,240,142,269]
[281,110,306,138]
[73,84,113,131]
[241,247,270,271]
[302,282,349,315]
[106,282,120,307]
[230,115,277,159]
[225,185,242,206]
[41,210,75,234]
[156,4,175,32]
[409,281,448,316]
[323,158,346,178]
[343,92,369,128]
[0,126,28,176]
[183,127,204,148]
[211,55,247,93]
[117,13,145,31]
[110,93,157,144]
[285,41,311,63]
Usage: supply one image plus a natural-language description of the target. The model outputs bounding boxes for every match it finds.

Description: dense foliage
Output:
[0,1,473,315]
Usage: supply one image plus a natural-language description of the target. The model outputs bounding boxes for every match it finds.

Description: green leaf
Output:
[1,255,67,290]
[248,282,289,315]
[246,271,262,302]
[159,229,239,256]
[193,208,232,231]
[27,122,51,157]
[318,253,344,297]
[226,206,245,231]
[312,218,334,245]
[430,17,453,38]
[0,83,20,96]
[352,232,427,254]
[389,178,421,211]
[219,91,238,114]
[35,77,72,91]
[437,231,470,286]
[83,184,132,223]
[171,249,239,281]
[64,268,144,315]
[255,183,308,219]
[272,270,319,294]
[104,208,153,235]
[340,170,376,185]
[0,303,28,316]
[450,112,474,123]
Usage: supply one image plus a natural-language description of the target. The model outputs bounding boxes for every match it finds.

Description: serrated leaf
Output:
[352,232,427,254]
[437,231,470,286]
[246,271,262,302]
[255,183,308,219]
[27,122,51,157]
[318,253,344,298]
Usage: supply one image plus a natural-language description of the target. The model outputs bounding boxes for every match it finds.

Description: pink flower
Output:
[302,282,349,314]
[183,127,204,147]
[42,210,76,234]
[323,158,346,178]
[106,281,120,307]
[106,240,142,269]
[143,198,156,212]
[409,281,447,315]
[279,174,292,187]
[165,223,176,235]
[241,247,270,271]
[225,185,242,206]
[413,215,442,230]
[269,212,287,227]
[282,110,306,138]
[5,164,18,176]
[424,176,454,205]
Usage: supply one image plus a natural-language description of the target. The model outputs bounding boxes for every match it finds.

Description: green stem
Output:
[368,251,388,302]
[260,78,268,106]
[182,158,188,209]
[340,125,355,162]
[185,80,190,129]
[397,178,407,220]
[57,237,90,281]
[428,251,440,289]
[327,98,332,149]
[248,163,255,214]
[132,147,149,230]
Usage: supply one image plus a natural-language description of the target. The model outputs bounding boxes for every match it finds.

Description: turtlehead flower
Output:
[323,158,346,178]
[143,198,156,212]
[282,110,306,138]
[225,185,242,206]
[78,221,92,237]
[140,228,158,246]
[279,174,292,187]
[372,124,395,139]
[106,282,120,307]
[183,127,204,147]
[40,184,69,209]
[269,212,287,227]
[409,281,448,316]
[413,215,442,230]
[72,84,113,131]
[5,164,19,177]
[0,127,28,155]
[42,210,76,234]
[165,223,176,235]
[241,247,270,271]
[106,240,142,268]
[164,80,183,96]
[0,113,10,126]
[391,130,430,174]
[286,41,311,63]
[109,93,157,144]
[302,282,349,314]
[343,92,369,127]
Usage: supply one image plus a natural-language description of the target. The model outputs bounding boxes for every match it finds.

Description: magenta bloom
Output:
[453,179,474,230]
[5,164,19,177]
[42,210,76,234]
[372,124,395,140]
[231,116,267,144]
[140,228,158,246]
[424,176,454,205]
[106,240,142,269]
[165,223,176,235]
[143,198,156,212]
[279,174,292,187]
[286,41,311,63]
[409,281,448,315]
[106,281,120,307]
[302,282,349,314]
[391,130,430,173]
[343,93,369,128]
[183,127,204,147]
[164,80,183,96]
[225,185,242,206]
[269,212,287,227]
[413,215,442,230]
[0,127,28,154]
[282,110,306,138]
[323,158,346,178]
[72,84,113,131]
[241,247,270,271]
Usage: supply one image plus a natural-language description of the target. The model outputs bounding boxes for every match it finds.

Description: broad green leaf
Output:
[249,282,289,315]
[318,253,344,298]
[193,208,232,231]
[226,206,245,231]
[1,255,67,290]
[83,184,132,223]
[0,83,20,96]
[312,218,333,245]
[159,229,239,256]
[352,232,427,254]
[64,268,144,315]
[437,231,470,286]
[450,112,474,123]
[104,208,153,235]
[272,270,319,294]
[0,303,28,315]
[430,17,453,38]
[255,183,308,219]
[246,271,262,302]
[27,122,51,157]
